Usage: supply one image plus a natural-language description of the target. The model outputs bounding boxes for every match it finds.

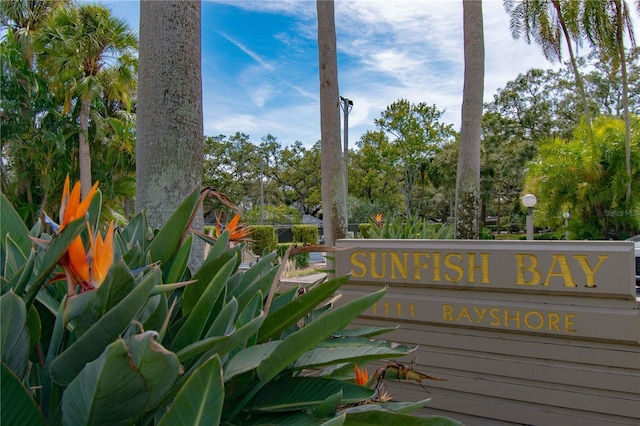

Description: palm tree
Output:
[36,4,137,198]
[455,0,485,239]
[135,0,204,267]
[0,0,68,220]
[317,0,347,246]
[581,0,636,200]
[504,0,593,129]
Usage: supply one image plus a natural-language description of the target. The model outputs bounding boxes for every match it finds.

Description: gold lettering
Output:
[504,309,521,327]
[515,254,541,285]
[489,308,501,325]
[456,306,473,323]
[473,307,487,323]
[390,252,408,279]
[444,253,463,282]
[443,304,454,321]
[548,312,561,331]
[467,253,490,283]
[432,252,442,282]
[412,252,430,280]
[524,311,544,330]
[543,254,577,287]
[409,304,415,318]
[565,314,577,332]
[350,251,367,277]
[371,251,387,279]
[573,255,608,288]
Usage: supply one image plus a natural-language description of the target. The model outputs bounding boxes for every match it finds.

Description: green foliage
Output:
[2,189,460,424]
[525,116,639,239]
[292,225,319,244]
[250,225,278,256]
[359,223,372,238]
[364,215,454,240]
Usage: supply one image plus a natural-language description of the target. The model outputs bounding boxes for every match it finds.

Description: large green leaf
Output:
[257,275,350,343]
[248,376,374,412]
[177,313,264,365]
[1,362,45,426]
[223,341,280,382]
[1,193,31,269]
[170,257,235,353]
[50,268,160,386]
[0,292,29,378]
[182,241,238,315]
[343,411,462,425]
[162,234,192,284]
[205,297,238,339]
[62,331,180,426]
[4,248,36,296]
[293,337,416,370]
[3,235,28,282]
[158,355,223,426]
[147,188,200,267]
[74,261,135,336]
[257,287,386,383]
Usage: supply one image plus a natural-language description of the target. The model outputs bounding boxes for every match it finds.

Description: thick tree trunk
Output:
[136,0,204,266]
[455,0,484,239]
[317,0,346,247]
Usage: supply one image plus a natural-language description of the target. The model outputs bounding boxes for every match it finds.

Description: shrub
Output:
[250,224,277,255]
[0,182,461,425]
[292,224,318,244]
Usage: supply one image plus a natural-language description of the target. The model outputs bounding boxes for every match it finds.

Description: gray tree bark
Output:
[136,0,204,266]
[455,0,484,239]
[317,0,347,247]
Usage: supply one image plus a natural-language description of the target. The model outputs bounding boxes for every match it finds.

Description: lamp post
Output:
[522,194,537,240]
[340,96,353,229]
[563,211,571,240]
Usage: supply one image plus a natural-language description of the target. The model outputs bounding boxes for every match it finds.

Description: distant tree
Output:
[369,99,457,214]
[272,141,322,216]
[504,0,593,129]
[136,0,204,265]
[455,0,485,239]
[317,0,346,246]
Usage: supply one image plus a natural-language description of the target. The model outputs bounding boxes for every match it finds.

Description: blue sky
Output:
[92,0,638,148]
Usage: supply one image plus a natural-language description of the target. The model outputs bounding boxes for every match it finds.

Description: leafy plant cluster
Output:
[1,187,461,425]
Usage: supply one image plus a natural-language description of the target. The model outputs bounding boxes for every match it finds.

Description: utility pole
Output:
[340,95,353,230]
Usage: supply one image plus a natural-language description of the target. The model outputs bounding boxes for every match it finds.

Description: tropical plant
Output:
[524,115,639,239]
[1,180,461,425]
[364,214,455,240]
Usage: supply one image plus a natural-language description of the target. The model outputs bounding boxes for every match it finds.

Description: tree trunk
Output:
[136,0,204,266]
[79,94,92,198]
[455,0,484,239]
[613,0,631,200]
[317,0,346,247]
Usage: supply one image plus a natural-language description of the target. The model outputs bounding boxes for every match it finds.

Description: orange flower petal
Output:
[67,236,90,284]
[354,364,369,386]
[91,222,114,286]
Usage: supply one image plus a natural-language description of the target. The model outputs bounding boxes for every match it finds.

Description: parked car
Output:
[628,235,640,286]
